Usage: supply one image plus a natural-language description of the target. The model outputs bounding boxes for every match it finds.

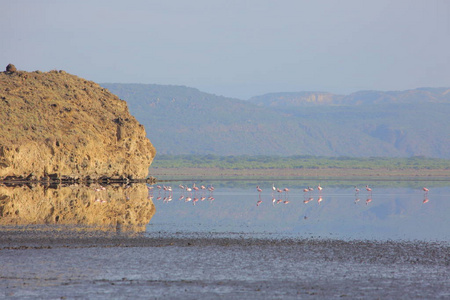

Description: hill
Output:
[0,66,155,181]
[102,83,450,158]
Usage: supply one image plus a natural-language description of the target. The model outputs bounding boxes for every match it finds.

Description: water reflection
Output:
[0,184,155,232]
[149,179,450,242]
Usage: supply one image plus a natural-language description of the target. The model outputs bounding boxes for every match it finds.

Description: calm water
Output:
[148,178,450,242]
[1,178,449,299]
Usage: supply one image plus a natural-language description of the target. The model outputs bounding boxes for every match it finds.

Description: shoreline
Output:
[149,167,450,178]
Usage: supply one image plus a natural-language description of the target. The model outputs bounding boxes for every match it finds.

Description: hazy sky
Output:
[2,0,449,99]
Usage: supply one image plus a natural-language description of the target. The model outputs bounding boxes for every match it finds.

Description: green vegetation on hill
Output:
[150,154,450,170]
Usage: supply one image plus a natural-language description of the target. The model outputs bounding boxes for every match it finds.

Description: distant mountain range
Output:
[101,83,450,158]
[248,87,450,106]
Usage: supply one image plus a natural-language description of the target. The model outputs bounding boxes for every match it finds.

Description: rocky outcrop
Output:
[0,184,155,232]
[0,66,156,181]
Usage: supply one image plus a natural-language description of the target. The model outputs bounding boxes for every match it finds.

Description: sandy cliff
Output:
[0,65,156,181]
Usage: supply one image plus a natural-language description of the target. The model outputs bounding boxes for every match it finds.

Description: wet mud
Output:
[1,232,449,299]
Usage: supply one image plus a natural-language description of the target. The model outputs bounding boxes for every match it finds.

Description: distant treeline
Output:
[150,155,450,170]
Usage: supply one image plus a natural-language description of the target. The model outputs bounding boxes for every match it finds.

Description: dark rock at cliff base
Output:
[0,68,156,181]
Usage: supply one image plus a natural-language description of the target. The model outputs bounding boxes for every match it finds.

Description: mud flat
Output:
[1,231,449,299]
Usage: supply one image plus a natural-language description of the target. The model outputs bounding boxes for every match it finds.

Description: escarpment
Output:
[0,65,156,181]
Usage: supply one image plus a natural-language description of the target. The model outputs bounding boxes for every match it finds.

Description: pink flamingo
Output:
[192,183,199,194]
[256,186,262,193]
[186,186,192,196]
[317,184,323,193]
[208,185,215,195]
[423,187,429,196]
[366,185,372,195]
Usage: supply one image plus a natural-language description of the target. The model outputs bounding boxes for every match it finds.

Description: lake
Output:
[1,177,449,299]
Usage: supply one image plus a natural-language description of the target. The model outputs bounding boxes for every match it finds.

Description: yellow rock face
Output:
[0,69,156,180]
[0,184,155,232]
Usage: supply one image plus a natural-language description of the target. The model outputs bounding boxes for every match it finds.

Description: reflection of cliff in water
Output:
[0,184,155,232]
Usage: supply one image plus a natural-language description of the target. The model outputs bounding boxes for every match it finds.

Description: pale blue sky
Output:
[2,0,449,99]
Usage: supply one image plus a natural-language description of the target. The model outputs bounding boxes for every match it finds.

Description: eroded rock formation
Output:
[0,66,156,181]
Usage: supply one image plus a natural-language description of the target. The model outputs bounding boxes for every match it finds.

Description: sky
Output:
[2,0,449,99]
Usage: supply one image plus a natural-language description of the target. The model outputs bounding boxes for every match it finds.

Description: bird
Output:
[354,186,360,194]
[366,185,372,194]
[192,183,199,193]
[208,185,215,195]
[423,187,429,194]
[317,184,323,192]
[256,186,262,193]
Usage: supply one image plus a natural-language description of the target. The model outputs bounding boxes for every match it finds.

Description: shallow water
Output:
[149,179,450,242]
[1,178,450,299]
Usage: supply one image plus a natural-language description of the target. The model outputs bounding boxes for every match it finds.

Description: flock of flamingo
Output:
[144,183,431,206]
[148,183,215,204]
[255,184,431,206]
